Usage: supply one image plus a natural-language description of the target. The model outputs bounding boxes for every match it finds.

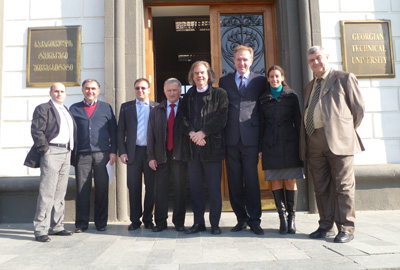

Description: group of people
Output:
[25,45,364,245]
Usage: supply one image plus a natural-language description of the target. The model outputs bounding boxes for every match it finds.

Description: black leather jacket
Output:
[179,85,229,161]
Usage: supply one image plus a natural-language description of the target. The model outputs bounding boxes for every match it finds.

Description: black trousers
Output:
[226,142,261,226]
[188,151,222,226]
[127,146,155,225]
[75,151,109,229]
[154,151,187,227]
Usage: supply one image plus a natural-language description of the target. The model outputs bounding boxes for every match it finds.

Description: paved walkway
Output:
[1,210,400,270]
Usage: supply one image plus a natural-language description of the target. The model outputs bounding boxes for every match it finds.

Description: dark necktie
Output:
[167,104,176,151]
[305,78,322,136]
[238,75,246,95]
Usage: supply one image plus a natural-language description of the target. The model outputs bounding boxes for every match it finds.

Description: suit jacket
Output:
[219,71,267,146]
[117,99,158,165]
[300,69,365,160]
[24,100,77,168]
[147,98,188,164]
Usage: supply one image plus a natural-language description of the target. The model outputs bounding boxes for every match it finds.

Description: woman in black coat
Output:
[258,65,303,234]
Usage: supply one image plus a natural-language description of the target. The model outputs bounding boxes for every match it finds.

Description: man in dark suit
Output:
[300,46,365,243]
[24,83,76,242]
[147,78,188,232]
[70,79,117,233]
[219,45,267,235]
[117,78,158,230]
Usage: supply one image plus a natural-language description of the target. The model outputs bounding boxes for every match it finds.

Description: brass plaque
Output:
[340,20,395,78]
[26,26,81,87]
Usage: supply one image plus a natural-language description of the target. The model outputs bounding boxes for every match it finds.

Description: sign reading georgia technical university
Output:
[26,26,81,87]
[340,20,395,78]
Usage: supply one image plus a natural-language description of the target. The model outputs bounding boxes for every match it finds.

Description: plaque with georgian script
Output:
[340,20,395,78]
[26,26,81,87]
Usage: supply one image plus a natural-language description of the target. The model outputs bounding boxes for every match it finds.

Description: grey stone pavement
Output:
[1,210,400,270]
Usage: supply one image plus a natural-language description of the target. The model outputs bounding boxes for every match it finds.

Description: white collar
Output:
[236,70,250,80]
[50,98,64,108]
[167,100,179,107]
[136,99,150,105]
[196,85,209,93]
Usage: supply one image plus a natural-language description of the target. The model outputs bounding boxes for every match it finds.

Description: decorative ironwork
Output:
[220,14,266,76]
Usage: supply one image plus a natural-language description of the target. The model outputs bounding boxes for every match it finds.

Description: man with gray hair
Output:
[300,46,365,243]
[70,79,118,233]
[147,78,188,232]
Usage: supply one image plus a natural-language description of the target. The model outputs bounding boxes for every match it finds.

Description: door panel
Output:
[145,6,155,101]
[146,3,277,211]
[210,4,277,210]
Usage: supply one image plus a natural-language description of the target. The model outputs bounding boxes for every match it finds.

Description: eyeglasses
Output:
[135,86,148,90]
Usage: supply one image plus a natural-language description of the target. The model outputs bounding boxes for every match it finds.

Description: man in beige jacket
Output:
[300,46,365,243]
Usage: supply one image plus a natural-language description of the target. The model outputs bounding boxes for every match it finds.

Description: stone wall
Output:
[0,0,105,176]
[319,0,400,165]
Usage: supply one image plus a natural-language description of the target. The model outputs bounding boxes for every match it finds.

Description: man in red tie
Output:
[147,78,188,232]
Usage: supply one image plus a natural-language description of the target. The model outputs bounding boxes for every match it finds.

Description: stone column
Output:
[298,0,322,214]
[104,0,146,221]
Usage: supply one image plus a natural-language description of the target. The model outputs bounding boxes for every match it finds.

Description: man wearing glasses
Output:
[70,79,118,233]
[117,78,158,230]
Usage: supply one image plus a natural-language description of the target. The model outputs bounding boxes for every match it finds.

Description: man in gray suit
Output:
[24,83,76,242]
[300,46,365,243]
[219,45,267,235]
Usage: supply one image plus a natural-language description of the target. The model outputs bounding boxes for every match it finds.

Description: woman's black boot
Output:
[286,189,297,234]
[272,189,288,234]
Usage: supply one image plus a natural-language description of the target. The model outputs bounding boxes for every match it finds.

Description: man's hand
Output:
[120,154,128,164]
[149,160,157,171]
[190,131,206,146]
[109,153,117,165]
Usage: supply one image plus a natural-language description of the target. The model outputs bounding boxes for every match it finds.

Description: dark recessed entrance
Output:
[153,16,211,102]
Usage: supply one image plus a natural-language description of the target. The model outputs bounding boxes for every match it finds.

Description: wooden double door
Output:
[145,2,277,210]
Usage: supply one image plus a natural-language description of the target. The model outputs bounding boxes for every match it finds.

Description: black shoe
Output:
[152,224,167,232]
[334,232,354,243]
[231,222,246,232]
[75,227,87,233]
[128,223,141,231]
[175,226,185,232]
[249,225,264,235]
[35,235,51,242]
[144,223,154,229]
[211,226,222,235]
[309,228,335,239]
[96,226,107,232]
[51,230,73,236]
[185,224,206,234]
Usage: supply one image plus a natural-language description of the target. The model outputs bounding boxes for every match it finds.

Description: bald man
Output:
[25,83,77,242]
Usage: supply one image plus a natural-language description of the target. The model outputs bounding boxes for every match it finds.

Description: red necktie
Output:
[167,104,176,151]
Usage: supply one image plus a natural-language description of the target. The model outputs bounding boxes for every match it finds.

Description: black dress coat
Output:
[147,98,189,164]
[259,86,303,170]
[24,100,77,168]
